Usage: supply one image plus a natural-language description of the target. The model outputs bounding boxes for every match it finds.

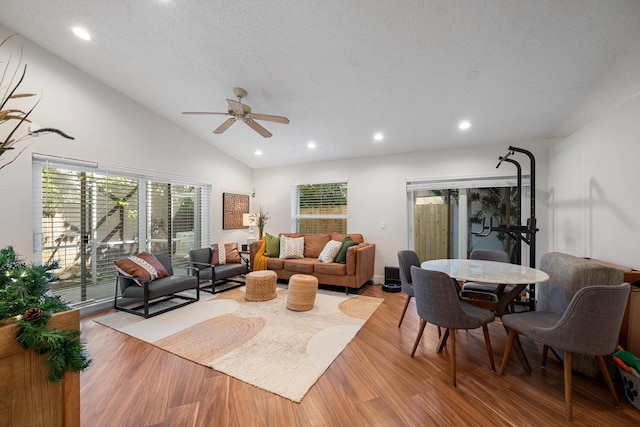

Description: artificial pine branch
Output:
[1,246,91,382]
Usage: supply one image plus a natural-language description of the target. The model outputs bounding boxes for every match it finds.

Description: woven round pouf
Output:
[245,270,277,301]
[287,274,319,311]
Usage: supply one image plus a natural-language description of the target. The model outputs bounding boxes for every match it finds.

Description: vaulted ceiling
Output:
[1,1,639,168]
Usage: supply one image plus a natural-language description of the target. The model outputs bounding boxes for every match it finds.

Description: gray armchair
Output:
[410,265,496,386]
[397,250,420,327]
[189,247,248,293]
[498,283,631,421]
[114,253,199,318]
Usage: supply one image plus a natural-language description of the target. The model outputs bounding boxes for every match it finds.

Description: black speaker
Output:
[382,266,401,292]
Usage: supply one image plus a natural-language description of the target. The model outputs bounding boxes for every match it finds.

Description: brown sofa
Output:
[249,233,375,293]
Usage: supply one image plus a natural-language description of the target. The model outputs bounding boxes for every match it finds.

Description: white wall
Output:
[254,141,552,282]
[548,94,640,269]
[0,27,253,258]
[1,24,560,284]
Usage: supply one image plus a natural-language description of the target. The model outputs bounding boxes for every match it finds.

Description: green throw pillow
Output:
[264,233,280,257]
[335,237,358,264]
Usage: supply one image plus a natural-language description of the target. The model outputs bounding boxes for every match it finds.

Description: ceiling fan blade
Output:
[244,118,272,138]
[182,111,230,115]
[213,118,237,134]
[251,113,289,124]
[226,99,245,116]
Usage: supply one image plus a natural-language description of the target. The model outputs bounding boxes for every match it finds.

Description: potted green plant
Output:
[1,35,88,382]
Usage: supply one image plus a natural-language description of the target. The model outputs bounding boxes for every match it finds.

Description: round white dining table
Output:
[420,259,549,285]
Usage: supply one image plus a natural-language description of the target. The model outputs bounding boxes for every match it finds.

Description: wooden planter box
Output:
[0,309,80,427]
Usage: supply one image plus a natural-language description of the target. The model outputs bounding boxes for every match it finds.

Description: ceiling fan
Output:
[182,87,289,138]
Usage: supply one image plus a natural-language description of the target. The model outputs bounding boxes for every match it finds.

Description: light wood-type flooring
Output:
[80,284,640,426]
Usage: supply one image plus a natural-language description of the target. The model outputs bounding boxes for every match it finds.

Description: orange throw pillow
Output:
[114,252,169,285]
[211,243,241,265]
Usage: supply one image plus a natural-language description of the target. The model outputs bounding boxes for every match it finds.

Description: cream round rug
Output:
[95,286,383,402]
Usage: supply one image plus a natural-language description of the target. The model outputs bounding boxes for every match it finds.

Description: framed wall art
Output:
[222,192,249,229]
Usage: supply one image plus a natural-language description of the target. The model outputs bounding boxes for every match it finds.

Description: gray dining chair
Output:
[397,250,420,327]
[410,265,496,387]
[460,249,514,312]
[498,283,631,421]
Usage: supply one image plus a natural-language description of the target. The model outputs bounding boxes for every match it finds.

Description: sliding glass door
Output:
[34,157,210,310]
[407,175,529,262]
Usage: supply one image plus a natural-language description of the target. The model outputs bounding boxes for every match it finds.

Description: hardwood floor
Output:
[80,284,640,426]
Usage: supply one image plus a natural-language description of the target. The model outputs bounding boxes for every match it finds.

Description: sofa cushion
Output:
[283,258,316,274]
[280,235,305,259]
[314,262,347,276]
[114,252,169,286]
[266,257,285,270]
[215,263,249,280]
[211,243,241,265]
[318,240,342,263]
[264,233,281,257]
[331,233,364,244]
[280,233,303,238]
[304,234,331,258]
[335,237,359,264]
[121,274,197,299]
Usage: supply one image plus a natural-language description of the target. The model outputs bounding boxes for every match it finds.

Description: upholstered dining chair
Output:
[397,250,420,327]
[410,265,496,386]
[498,283,631,421]
[460,249,514,312]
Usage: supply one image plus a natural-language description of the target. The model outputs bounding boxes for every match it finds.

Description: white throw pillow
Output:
[318,240,343,263]
[280,236,304,259]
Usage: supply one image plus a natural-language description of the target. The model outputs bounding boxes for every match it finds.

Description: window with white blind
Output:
[291,181,347,234]
[32,156,211,311]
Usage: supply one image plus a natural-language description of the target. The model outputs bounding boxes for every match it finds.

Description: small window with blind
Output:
[291,181,347,234]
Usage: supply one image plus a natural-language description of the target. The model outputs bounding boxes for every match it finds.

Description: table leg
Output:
[498,284,532,373]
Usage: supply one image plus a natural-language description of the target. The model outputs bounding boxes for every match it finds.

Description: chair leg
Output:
[398,295,412,327]
[437,328,450,353]
[482,324,495,371]
[564,351,573,421]
[450,329,457,387]
[498,328,517,375]
[541,345,549,367]
[596,355,622,409]
[411,319,427,357]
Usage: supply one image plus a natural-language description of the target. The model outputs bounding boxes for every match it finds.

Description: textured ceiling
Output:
[1,0,640,169]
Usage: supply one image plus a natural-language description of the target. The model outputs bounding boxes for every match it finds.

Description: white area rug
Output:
[94,286,382,402]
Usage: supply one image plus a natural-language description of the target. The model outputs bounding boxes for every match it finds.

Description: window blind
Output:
[33,156,211,309]
[291,181,348,234]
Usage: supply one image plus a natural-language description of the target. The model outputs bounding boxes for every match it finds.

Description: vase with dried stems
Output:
[249,207,270,240]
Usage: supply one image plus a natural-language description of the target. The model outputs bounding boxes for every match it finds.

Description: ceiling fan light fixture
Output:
[182,87,288,138]
[374,132,384,141]
[307,141,316,149]
[458,120,472,130]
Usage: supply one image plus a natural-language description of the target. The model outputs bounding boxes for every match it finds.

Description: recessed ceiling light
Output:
[307,141,316,149]
[254,150,263,156]
[373,132,384,141]
[458,120,472,130]
[72,27,92,41]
